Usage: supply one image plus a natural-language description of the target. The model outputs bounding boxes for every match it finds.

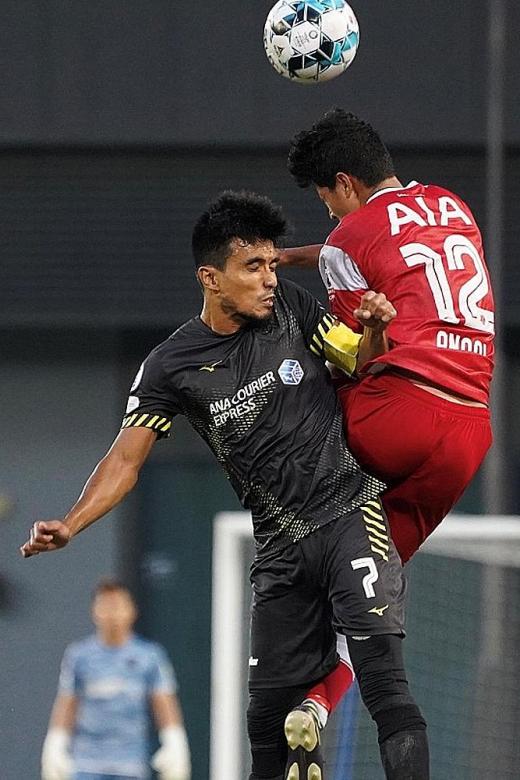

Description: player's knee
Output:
[248,740,285,780]
[247,686,304,778]
[346,634,420,719]
[247,723,285,779]
[248,688,285,746]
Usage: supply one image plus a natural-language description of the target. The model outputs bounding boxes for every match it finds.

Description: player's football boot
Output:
[284,702,324,780]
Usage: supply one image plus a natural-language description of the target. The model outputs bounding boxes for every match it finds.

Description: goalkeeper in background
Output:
[41,579,190,780]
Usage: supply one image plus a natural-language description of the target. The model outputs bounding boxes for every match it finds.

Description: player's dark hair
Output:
[92,578,132,600]
[192,190,287,270]
[287,108,395,189]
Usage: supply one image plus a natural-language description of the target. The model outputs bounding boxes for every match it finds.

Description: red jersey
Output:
[321,181,495,404]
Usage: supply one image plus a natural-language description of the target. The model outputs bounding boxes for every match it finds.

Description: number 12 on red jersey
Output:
[400,234,495,334]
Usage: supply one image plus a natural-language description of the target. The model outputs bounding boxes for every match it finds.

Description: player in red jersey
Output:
[279,109,494,732]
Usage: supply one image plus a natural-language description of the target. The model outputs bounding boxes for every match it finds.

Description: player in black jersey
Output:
[21,192,429,780]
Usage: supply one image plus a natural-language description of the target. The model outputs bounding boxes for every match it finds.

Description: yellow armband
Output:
[323,323,362,376]
[309,314,362,376]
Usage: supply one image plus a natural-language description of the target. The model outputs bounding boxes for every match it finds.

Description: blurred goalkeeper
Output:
[41,579,190,780]
[23,191,428,780]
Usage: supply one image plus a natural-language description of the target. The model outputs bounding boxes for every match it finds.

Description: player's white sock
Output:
[301,698,329,730]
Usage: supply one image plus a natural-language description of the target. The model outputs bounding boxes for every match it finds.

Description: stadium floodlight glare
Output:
[211,512,520,780]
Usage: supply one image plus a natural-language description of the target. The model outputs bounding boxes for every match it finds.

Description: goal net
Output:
[210,513,520,780]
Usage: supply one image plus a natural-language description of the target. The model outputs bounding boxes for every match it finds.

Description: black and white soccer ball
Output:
[263,0,359,84]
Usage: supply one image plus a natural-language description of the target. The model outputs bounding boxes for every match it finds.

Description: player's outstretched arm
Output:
[355,291,396,371]
[20,427,156,558]
[278,244,323,267]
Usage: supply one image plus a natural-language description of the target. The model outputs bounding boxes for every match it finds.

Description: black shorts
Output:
[249,499,406,689]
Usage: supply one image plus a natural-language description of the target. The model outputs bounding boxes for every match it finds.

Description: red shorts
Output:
[339,373,492,563]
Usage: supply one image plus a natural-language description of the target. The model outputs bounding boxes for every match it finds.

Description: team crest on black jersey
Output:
[278,359,304,386]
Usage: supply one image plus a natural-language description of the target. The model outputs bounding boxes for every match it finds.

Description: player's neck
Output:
[98,628,133,647]
[363,176,402,205]
[200,300,242,335]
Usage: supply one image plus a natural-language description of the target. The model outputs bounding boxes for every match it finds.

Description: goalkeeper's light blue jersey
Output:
[58,634,177,778]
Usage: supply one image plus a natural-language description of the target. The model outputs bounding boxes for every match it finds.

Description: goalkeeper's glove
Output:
[41,728,73,780]
[151,725,191,780]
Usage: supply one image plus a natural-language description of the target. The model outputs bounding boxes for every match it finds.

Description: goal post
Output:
[210,514,252,780]
[210,513,520,780]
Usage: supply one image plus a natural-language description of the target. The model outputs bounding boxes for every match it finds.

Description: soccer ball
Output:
[263,0,359,84]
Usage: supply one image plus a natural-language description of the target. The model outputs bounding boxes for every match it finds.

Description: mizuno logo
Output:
[368,605,389,617]
[199,360,222,373]
[248,657,259,667]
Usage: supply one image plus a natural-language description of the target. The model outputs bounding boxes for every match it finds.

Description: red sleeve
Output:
[331,288,364,333]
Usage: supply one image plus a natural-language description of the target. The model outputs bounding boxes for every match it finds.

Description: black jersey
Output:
[122,279,384,557]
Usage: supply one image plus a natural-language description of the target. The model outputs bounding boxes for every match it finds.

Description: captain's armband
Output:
[309,313,362,376]
[121,412,172,439]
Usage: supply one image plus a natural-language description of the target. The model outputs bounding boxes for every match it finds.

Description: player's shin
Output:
[379,723,430,780]
[347,634,429,779]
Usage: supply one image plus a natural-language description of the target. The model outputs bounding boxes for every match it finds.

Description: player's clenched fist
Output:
[20,520,71,558]
[354,291,396,333]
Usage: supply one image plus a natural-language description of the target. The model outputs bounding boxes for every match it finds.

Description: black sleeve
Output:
[120,346,180,439]
[278,278,336,360]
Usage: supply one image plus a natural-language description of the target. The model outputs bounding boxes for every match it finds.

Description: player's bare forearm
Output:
[354,291,396,372]
[357,328,389,372]
[20,427,156,557]
[63,451,141,536]
[151,691,185,729]
[48,693,78,731]
[278,244,322,267]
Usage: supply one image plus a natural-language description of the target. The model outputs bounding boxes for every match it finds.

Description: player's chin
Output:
[238,307,274,326]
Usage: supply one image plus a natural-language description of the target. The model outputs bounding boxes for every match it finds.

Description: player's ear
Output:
[197,266,220,292]
[336,171,354,195]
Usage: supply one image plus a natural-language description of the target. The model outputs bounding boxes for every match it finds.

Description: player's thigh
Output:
[320,502,406,638]
[340,376,440,481]
[342,374,492,484]
[384,413,492,562]
[249,544,337,689]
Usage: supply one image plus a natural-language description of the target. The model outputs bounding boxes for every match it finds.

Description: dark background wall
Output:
[2,147,520,327]
[1,2,519,778]
[2,1,519,146]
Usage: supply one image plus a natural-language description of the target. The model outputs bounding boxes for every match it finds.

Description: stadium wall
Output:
[2,147,520,327]
[1,0,519,145]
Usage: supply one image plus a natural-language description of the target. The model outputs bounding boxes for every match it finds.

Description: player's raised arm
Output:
[278,244,322,268]
[20,426,156,558]
[308,291,395,376]
[279,279,395,376]
[354,291,396,371]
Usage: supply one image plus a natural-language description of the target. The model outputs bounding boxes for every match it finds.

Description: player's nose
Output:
[263,269,277,289]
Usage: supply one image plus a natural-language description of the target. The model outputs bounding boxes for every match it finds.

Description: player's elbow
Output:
[120,463,140,494]
[96,452,141,499]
